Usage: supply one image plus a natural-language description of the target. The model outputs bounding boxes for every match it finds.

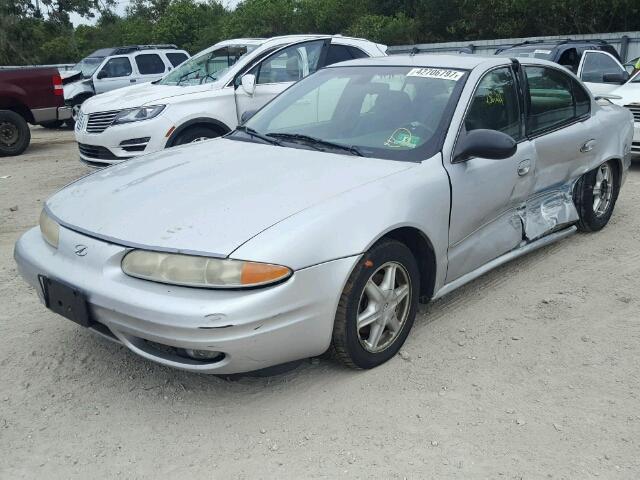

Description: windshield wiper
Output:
[176,68,200,86]
[234,126,282,146]
[266,133,363,156]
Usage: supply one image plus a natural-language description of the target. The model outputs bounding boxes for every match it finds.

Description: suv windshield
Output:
[242,66,467,161]
[496,46,554,59]
[73,57,104,78]
[159,44,258,86]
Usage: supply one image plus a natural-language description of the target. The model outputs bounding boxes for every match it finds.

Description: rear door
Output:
[445,65,537,282]
[578,50,628,95]
[522,65,596,240]
[133,52,168,84]
[234,39,329,122]
[93,56,134,93]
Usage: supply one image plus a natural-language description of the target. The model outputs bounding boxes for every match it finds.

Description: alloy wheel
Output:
[357,261,412,353]
[593,163,613,217]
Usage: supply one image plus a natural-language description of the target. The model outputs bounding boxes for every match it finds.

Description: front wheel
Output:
[331,239,420,369]
[172,126,221,146]
[0,110,30,157]
[574,160,620,232]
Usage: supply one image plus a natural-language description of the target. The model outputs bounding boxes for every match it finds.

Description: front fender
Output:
[230,154,451,292]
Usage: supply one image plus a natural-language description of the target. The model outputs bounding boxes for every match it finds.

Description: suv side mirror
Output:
[602,72,629,84]
[241,74,256,96]
[454,129,517,162]
[96,70,108,80]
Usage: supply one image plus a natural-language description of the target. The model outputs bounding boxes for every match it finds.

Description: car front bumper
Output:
[75,114,174,166]
[14,226,358,374]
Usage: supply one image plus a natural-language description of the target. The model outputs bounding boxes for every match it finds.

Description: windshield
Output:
[496,46,554,59]
[159,44,258,86]
[242,66,467,161]
[72,57,104,78]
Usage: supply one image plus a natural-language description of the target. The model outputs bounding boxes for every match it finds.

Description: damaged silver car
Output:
[14,55,633,374]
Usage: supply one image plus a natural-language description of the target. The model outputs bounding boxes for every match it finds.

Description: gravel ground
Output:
[1,127,640,479]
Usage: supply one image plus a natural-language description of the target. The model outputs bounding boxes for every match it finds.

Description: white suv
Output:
[63,45,190,123]
[74,35,387,166]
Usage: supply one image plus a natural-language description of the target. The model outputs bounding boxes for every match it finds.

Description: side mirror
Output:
[240,109,257,124]
[96,70,107,80]
[241,74,256,96]
[602,72,629,84]
[454,129,517,162]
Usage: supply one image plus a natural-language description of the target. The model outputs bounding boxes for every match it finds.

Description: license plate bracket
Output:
[39,275,92,327]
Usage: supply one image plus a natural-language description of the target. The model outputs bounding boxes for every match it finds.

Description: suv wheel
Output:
[0,110,30,157]
[173,126,221,146]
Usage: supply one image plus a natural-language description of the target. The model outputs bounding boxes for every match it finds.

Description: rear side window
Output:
[166,52,188,67]
[325,45,369,66]
[465,67,522,140]
[572,79,591,117]
[135,54,166,75]
[525,66,575,135]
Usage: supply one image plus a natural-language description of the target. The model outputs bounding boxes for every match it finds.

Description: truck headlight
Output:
[121,250,292,288]
[113,105,165,125]
[39,209,59,248]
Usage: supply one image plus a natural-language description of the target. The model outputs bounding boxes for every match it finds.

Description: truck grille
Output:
[625,104,640,122]
[86,110,121,133]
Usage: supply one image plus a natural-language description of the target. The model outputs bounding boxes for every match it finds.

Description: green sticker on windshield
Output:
[385,128,421,149]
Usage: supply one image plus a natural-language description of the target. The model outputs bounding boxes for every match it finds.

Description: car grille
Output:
[632,141,640,155]
[85,110,121,133]
[78,143,127,161]
[625,104,640,122]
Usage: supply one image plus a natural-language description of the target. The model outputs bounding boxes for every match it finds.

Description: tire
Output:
[66,98,89,128]
[573,160,620,232]
[172,126,221,146]
[40,120,64,129]
[0,110,30,157]
[331,239,420,369]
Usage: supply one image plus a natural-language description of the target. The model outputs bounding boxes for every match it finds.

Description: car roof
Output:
[329,54,508,70]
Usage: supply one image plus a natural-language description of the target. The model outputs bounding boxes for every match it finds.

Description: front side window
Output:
[465,67,522,140]
[98,57,132,78]
[159,44,257,86]
[525,66,575,135]
[135,54,166,75]
[242,65,467,161]
[581,52,625,83]
[255,40,324,85]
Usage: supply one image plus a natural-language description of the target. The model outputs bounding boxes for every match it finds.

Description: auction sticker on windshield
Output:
[407,68,465,81]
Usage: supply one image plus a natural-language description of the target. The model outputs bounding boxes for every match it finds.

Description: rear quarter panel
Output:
[0,68,63,111]
[592,102,634,184]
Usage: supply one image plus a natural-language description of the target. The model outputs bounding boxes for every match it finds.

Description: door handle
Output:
[130,79,136,83]
[580,139,596,153]
[517,159,531,177]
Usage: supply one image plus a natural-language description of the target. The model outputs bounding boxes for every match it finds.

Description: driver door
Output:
[234,39,329,123]
[444,66,537,282]
[577,50,628,95]
[93,56,134,94]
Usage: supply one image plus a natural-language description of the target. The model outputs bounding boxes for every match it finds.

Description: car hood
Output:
[82,82,216,112]
[610,81,640,107]
[46,138,414,258]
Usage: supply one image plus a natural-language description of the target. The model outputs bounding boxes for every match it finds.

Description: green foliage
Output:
[1,0,639,65]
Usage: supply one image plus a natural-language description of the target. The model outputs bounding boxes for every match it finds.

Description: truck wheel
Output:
[0,110,30,157]
[573,160,620,232]
[172,126,221,146]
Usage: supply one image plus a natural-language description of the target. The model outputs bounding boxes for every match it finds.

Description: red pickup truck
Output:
[0,67,71,156]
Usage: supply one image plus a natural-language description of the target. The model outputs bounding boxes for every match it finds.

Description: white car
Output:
[74,35,387,166]
[63,45,190,123]
[611,70,640,158]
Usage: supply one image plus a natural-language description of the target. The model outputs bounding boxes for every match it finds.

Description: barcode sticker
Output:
[407,68,465,81]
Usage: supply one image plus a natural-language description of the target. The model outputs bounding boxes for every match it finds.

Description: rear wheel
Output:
[0,110,30,157]
[172,126,221,146]
[574,160,620,232]
[331,239,420,369]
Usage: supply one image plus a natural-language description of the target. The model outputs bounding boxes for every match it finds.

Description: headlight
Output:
[113,105,165,125]
[121,250,292,288]
[39,209,59,248]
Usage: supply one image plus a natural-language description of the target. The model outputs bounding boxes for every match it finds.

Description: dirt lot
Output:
[1,127,639,479]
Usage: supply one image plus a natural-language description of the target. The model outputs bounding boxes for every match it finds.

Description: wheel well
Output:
[166,119,231,147]
[381,227,436,302]
[70,93,93,106]
[1,104,33,123]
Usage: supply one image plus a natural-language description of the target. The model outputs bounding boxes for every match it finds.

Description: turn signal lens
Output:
[39,209,59,248]
[121,250,292,288]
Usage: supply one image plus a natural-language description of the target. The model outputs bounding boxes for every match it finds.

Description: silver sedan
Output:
[15,55,633,374]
